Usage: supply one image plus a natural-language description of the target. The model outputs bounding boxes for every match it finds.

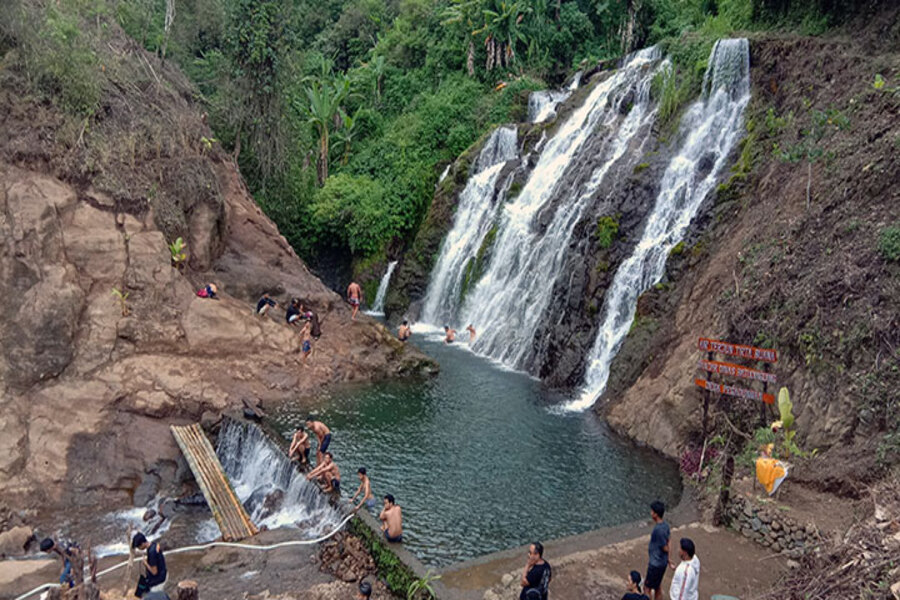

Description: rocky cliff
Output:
[601,19,900,488]
[0,21,432,515]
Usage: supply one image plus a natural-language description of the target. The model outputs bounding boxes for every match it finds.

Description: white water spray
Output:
[365,260,398,316]
[567,39,751,411]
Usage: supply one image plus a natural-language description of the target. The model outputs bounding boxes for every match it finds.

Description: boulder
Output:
[0,525,34,557]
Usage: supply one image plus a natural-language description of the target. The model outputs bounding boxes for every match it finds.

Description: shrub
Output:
[877,226,900,262]
[595,215,620,250]
[310,173,400,255]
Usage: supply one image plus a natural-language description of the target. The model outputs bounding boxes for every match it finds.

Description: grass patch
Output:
[595,215,620,250]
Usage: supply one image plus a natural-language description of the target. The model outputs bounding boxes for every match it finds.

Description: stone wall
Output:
[725,495,819,557]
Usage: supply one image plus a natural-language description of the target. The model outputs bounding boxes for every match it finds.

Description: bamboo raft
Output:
[170,423,258,541]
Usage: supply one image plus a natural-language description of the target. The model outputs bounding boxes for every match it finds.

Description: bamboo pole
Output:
[171,426,236,539]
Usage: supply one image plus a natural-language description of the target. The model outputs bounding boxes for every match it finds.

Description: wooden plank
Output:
[697,359,778,384]
[694,378,775,404]
[698,337,778,363]
[170,424,257,541]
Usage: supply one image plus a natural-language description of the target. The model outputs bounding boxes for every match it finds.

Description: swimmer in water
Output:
[466,324,476,342]
[444,326,456,343]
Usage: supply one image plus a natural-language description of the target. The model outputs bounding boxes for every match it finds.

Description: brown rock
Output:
[0,525,34,557]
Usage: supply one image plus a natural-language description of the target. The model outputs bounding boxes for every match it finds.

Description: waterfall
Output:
[216,419,343,536]
[567,39,751,411]
[429,47,663,370]
[366,260,398,316]
[527,71,583,124]
[420,126,519,326]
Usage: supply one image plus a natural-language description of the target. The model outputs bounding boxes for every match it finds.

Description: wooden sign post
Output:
[694,337,778,437]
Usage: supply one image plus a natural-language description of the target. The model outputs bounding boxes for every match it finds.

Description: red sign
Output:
[695,378,775,404]
[698,337,778,363]
[697,359,777,384]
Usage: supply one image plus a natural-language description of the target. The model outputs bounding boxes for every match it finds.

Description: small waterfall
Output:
[440,47,663,371]
[569,39,751,411]
[366,260,398,316]
[527,71,583,124]
[216,419,343,536]
[420,126,518,326]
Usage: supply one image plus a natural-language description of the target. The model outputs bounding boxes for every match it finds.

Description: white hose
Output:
[12,512,356,600]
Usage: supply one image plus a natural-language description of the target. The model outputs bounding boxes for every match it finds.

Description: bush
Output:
[878,226,900,262]
[310,173,400,255]
[595,215,620,250]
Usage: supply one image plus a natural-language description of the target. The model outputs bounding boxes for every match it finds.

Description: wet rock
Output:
[142,509,157,522]
[697,152,715,177]
[259,490,285,520]
[175,493,208,506]
[0,525,34,557]
[158,498,177,520]
[134,473,161,508]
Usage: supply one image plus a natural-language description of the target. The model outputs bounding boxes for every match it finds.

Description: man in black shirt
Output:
[623,570,650,600]
[132,532,167,598]
[520,541,551,600]
[256,294,277,316]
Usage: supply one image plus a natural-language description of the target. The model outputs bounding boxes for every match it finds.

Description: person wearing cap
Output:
[357,580,372,599]
[622,570,650,600]
[132,532,167,598]
[39,537,79,588]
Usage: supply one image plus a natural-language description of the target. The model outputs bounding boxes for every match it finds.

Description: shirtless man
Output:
[306,452,341,493]
[347,281,363,320]
[379,494,403,543]
[444,326,456,343]
[397,320,411,342]
[305,417,332,466]
[349,467,375,512]
[466,324,476,342]
[288,425,311,466]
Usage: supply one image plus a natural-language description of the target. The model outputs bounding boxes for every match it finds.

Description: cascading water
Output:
[568,39,751,411]
[424,47,664,370]
[216,419,343,535]
[420,126,518,326]
[528,71,583,123]
[365,260,398,316]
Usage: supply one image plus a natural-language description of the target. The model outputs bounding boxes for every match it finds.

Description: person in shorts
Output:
[304,416,331,465]
[644,501,670,600]
[256,294,277,316]
[40,538,79,588]
[350,467,376,512]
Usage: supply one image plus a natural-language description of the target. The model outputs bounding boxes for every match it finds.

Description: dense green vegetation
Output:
[1,0,874,270]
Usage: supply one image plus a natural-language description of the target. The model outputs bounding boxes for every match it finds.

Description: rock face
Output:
[0,26,433,516]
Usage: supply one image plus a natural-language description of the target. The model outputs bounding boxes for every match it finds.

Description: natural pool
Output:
[271,328,681,567]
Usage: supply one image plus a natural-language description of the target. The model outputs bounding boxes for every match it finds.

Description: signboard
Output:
[698,337,778,363]
[697,359,777,384]
[694,378,775,404]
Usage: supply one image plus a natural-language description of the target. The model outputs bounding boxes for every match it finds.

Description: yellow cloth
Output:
[755,457,789,495]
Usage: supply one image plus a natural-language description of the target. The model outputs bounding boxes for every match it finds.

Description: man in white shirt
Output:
[669,538,700,600]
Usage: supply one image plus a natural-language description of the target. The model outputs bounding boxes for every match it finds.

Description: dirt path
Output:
[443,522,786,600]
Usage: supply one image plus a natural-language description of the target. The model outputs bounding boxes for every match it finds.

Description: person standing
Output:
[466,324,476,342]
[398,320,411,342]
[300,321,313,364]
[622,570,650,600]
[520,541,551,600]
[305,416,332,466]
[132,532,166,598]
[668,538,700,600]
[379,494,403,543]
[347,282,363,320]
[644,501,670,600]
[350,467,375,512]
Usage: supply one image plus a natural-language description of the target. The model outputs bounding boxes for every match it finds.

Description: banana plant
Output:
[168,237,187,268]
[771,387,803,458]
[407,569,441,599]
[111,287,130,317]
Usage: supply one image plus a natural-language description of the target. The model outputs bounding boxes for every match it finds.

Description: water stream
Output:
[365,260,398,316]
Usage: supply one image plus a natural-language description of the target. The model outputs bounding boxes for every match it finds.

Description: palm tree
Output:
[370,55,386,105]
[301,82,340,185]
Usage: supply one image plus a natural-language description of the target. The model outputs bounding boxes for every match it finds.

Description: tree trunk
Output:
[161,0,175,61]
[622,0,642,54]
[466,40,475,77]
[317,128,329,186]
[176,580,199,600]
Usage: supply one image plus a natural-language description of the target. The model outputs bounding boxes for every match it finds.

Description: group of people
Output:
[517,502,701,600]
[254,294,322,363]
[288,416,404,544]
[40,533,165,598]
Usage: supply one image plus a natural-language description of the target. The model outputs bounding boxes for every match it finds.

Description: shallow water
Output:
[270,328,681,567]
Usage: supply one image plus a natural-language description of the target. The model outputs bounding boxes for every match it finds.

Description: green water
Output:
[271,331,681,567]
